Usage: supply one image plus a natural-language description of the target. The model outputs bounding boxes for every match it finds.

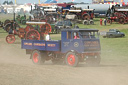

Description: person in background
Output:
[100,19,103,25]
[104,18,107,26]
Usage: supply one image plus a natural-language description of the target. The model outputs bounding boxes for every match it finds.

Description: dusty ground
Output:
[0,37,128,85]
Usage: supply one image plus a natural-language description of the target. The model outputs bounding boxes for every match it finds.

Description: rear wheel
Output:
[40,23,52,34]
[89,20,94,25]
[119,17,125,24]
[4,19,10,26]
[26,30,40,40]
[65,52,79,67]
[82,14,90,20]
[6,34,15,44]
[32,50,45,65]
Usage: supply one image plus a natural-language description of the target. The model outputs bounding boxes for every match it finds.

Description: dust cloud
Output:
[0,38,128,85]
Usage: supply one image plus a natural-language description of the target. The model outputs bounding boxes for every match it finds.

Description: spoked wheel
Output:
[83,14,90,20]
[119,17,125,24]
[26,30,40,40]
[40,23,52,34]
[107,19,112,24]
[32,50,45,65]
[4,19,11,26]
[4,22,20,32]
[6,34,15,44]
[65,52,79,67]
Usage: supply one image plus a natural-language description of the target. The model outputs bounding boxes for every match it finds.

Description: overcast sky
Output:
[0,0,127,4]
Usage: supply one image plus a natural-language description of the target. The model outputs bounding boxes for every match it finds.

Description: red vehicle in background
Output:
[107,5,128,24]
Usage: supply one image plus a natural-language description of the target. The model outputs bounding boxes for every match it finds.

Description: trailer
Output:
[21,29,101,67]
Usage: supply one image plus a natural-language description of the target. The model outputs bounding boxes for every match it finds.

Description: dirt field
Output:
[0,36,128,85]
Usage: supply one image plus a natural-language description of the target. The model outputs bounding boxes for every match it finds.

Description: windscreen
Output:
[79,31,99,39]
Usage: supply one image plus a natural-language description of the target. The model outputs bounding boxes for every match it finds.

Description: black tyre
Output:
[109,35,114,38]
[4,19,10,26]
[90,20,94,25]
[65,52,79,67]
[83,20,88,25]
[32,50,45,65]
[121,34,125,37]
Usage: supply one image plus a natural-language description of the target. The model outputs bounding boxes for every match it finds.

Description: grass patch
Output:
[0,14,128,65]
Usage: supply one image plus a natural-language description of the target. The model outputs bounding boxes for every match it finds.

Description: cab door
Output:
[61,31,84,53]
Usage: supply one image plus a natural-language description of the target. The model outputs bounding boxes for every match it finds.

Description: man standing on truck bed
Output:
[45,33,51,41]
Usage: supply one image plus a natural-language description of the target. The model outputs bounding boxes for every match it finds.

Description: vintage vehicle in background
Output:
[21,29,101,67]
[106,5,128,24]
[5,21,51,44]
[103,29,125,38]
[51,20,72,34]
[65,7,95,25]
[16,15,27,25]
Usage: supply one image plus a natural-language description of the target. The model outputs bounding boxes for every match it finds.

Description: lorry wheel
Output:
[65,52,79,67]
[32,50,45,65]
[6,34,15,44]
[86,56,100,66]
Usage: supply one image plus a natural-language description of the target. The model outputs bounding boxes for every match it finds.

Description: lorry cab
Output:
[61,29,101,53]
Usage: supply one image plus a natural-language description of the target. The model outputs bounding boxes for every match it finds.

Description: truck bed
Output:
[21,40,61,51]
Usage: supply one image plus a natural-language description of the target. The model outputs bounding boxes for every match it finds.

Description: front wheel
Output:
[32,50,45,65]
[6,34,15,44]
[121,34,125,37]
[65,52,79,67]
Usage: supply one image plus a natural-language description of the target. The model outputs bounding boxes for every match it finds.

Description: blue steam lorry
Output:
[21,29,101,67]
